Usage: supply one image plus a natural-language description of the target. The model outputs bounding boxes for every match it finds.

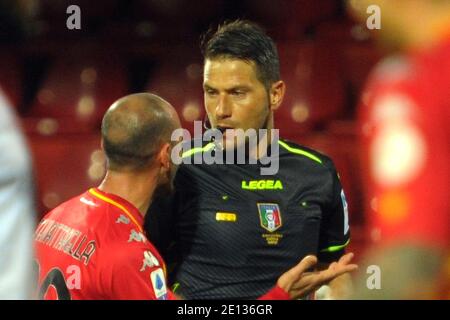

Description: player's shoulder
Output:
[114,238,161,260]
[97,206,146,248]
[57,188,142,243]
[102,235,164,277]
[96,213,161,271]
[278,138,336,171]
[40,190,92,222]
[97,234,167,300]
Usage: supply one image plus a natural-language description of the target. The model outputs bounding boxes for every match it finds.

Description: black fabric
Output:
[145,138,350,299]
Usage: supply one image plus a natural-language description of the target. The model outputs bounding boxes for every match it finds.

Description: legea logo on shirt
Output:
[241,179,283,190]
[150,269,167,300]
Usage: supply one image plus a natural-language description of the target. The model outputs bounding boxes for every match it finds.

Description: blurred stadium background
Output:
[0,0,383,260]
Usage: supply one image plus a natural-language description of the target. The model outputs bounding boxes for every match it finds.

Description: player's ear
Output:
[157,142,171,171]
[269,80,285,111]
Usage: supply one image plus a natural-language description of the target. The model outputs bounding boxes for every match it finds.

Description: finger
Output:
[277,255,318,295]
[288,283,317,299]
[294,262,359,295]
[291,255,318,277]
[282,256,318,282]
[324,263,358,281]
[337,252,354,266]
[340,263,358,273]
[316,263,358,285]
[285,255,318,280]
[328,262,338,271]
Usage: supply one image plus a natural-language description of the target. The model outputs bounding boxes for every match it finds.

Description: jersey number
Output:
[39,268,71,300]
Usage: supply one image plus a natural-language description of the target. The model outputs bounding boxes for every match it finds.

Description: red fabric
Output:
[35,188,171,300]
[359,38,450,249]
[258,285,290,300]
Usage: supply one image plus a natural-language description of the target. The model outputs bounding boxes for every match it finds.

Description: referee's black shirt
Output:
[145,138,350,299]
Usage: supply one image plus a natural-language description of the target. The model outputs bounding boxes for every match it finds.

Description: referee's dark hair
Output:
[201,20,280,89]
[101,93,176,171]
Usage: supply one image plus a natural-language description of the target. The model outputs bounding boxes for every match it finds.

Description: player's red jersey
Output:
[359,37,450,249]
[35,188,290,300]
[35,188,174,300]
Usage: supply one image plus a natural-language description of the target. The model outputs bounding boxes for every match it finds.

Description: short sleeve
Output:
[317,163,350,263]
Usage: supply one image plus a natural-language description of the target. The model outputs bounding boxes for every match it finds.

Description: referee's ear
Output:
[269,80,286,111]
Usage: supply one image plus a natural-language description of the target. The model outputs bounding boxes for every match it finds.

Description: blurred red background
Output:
[0,0,382,259]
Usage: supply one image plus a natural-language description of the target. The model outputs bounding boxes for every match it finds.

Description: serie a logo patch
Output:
[150,268,167,300]
[257,203,282,232]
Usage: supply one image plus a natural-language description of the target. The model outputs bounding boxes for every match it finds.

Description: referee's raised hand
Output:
[277,253,358,299]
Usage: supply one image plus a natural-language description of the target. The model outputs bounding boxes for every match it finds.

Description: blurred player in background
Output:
[348,0,450,298]
[35,93,357,300]
[0,88,35,299]
[146,20,354,300]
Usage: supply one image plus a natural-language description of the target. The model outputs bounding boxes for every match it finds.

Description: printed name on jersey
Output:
[242,179,283,190]
[140,251,160,272]
[35,219,97,265]
[150,268,168,300]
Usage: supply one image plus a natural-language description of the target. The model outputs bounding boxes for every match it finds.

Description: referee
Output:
[146,20,352,300]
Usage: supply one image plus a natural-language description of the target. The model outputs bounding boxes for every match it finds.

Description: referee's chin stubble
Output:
[222,109,271,152]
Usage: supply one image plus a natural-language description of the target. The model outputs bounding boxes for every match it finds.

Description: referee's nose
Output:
[215,93,232,120]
